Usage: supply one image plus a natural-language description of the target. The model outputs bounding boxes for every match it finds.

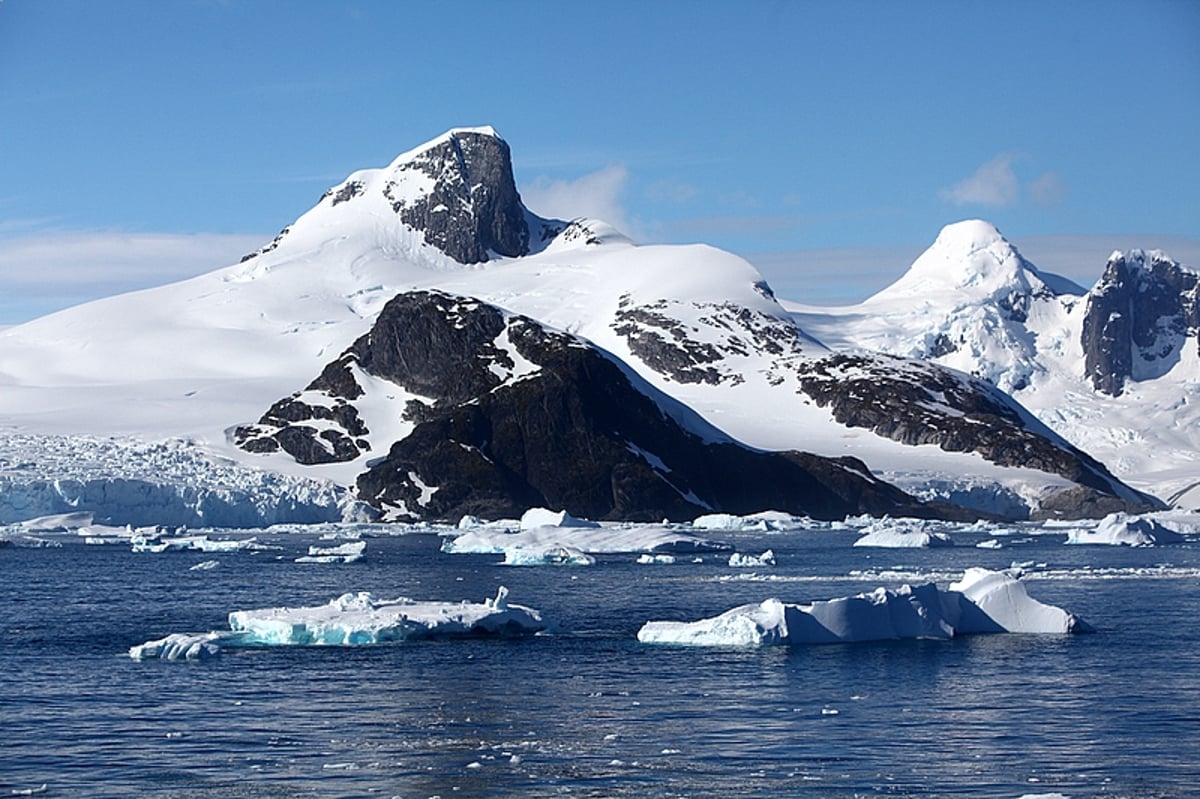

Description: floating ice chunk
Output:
[692,511,806,531]
[1065,512,1184,547]
[129,632,225,661]
[130,588,546,659]
[728,549,776,567]
[853,519,954,548]
[638,568,1087,646]
[189,559,220,571]
[976,539,1003,549]
[443,524,729,555]
[502,544,595,566]
[295,540,366,563]
[131,533,267,553]
[637,553,677,565]
[947,567,1090,634]
[519,507,600,530]
[226,586,544,646]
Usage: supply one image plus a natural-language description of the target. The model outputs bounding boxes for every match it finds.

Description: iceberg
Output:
[295,540,366,563]
[947,567,1089,634]
[853,518,954,548]
[1065,512,1184,547]
[130,587,546,660]
[519,507,599,530]
[130,533,268,553]
[501,544,595,566]
[442,523,730,555]
[637,568,1089,647]
[128,632,226,661]
[728,549,776,567]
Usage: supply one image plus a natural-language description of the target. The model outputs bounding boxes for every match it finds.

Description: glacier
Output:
[636,568,1090,647]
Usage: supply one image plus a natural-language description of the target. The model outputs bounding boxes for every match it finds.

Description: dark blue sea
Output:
[3,524,1199,798]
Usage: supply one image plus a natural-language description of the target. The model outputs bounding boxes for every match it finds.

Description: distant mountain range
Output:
[789,220,1200,509]
[0,128,1189,521]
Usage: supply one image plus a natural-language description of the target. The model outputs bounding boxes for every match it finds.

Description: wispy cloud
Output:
[520,165,635,236]
[940,153,1021,207]
[0,230,266,324]
[1029,171,1068,207]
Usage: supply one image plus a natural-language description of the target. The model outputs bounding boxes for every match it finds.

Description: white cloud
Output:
[1029,171,1068,207]
[940,154,1021,207]
[519,165,634,236]
[0,230,266,324]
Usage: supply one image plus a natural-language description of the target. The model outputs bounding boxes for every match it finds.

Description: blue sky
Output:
[2,0,1198,323]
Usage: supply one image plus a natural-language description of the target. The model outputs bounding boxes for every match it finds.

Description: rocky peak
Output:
[1082,250,1199,396]
[381,127,531,264]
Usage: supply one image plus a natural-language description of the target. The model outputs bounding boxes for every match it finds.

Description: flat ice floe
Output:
[130,587,546,660]
[637,568,1089,647]
[1064,512,1184,547]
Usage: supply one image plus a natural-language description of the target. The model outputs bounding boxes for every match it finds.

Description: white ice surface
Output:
[130,586,545,660]
[637,568,1088,646]
[443,523,731,555]
[1064,512,1185,547]
[852,518,955,548]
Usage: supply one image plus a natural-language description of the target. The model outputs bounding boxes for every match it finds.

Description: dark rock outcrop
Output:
[239,290,952,523]
[1082,250,1198,396]
[795,353,1163,519]
[382,130,530,264]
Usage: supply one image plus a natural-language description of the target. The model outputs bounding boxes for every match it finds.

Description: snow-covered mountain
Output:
[0,130,1161,524]
[789,220,1200,509]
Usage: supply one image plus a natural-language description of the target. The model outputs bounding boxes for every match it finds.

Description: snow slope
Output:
[788,220,1200,508]
[0,133,1156,522]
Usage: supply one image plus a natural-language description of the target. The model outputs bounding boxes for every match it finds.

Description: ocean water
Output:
[2,525,1199,798]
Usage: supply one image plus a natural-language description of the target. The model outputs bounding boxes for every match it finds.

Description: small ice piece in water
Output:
[295,540,366,563]
[189,559,220,571]
[129,632,225,661]
[502,545,595,566]
[637,568,1089,646]
[853,518,954,548]
[1064,512,1184,547]
[444,523,729,555]
[728,549,775,567]
[975,539,1003,549]
[637,553,676,565]
[131,533,265,554]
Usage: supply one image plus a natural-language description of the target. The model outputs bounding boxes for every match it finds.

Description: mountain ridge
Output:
[0,130,1169,520]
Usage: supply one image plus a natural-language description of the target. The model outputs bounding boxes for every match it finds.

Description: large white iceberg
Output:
[130,587,546,660]
[443,523,730,555]
[637,568,1089,647]
[1065,512,1184,547]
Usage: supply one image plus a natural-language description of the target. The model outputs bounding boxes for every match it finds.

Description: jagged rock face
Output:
[795,353,1162,518]
[1082,251,1199,396]
[239,290,948,522]
[383,131,529,264]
